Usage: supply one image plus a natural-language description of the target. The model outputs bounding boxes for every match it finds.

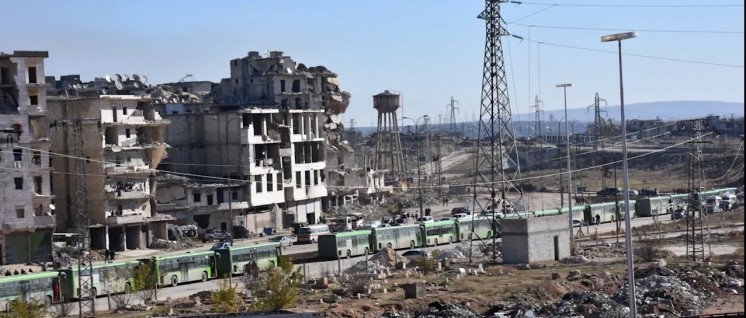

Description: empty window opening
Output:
[16,207,24,218]
[0,67,9,84]
[217,189,224,204]
[13,148,22,161]
[123,107,128,115]
[34,176,42,194]
[28,67,37,84]
[267,174,274,192]
[292,115,300,134]
[14,177,23,190]
[32,151,41,166]
[112,107,118,122]
[291,80,300,92]
[35,205,43,216]
[125,129,131,138]
[255,175,263,193]
[207,195,214,205]
[252,115,263,135]
[30,95,39,105]
[231,190,238,201]
[193,193,201,203]
[305,171,311,186]
[280,80,286,93]
[314,170,319,185]
[295,98,302,109]
[295,171,302,188]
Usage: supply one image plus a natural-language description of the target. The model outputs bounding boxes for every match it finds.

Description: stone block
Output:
[403,283,426,299]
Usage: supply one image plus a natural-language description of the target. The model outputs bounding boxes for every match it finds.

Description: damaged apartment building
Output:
[0,51,55,264]
[47,75,171,251]
[156,50,384,232]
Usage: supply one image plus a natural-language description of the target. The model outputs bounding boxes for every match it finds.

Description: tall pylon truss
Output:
[682,119,712,262]
[448,96,460,134]
[470,0,523,262]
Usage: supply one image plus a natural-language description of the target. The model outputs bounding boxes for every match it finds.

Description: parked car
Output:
[451,207,471,216]
[627,189,639,196]
[572,220,583,227]
[452,213,469,219]
[199,229,231,243]
[417,216,434,223]
[401,250,429,261]
[268,236,293,248]
[596,187,622,196]
[672,208,685,220]
[209,241,232,251]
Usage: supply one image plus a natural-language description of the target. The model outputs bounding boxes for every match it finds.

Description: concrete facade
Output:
[0,51,55,265]
[48,95,170,251]
[501,214,571,264]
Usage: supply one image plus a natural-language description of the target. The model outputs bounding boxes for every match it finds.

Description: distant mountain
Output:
[531,100,744,123]
[353,101,743,136]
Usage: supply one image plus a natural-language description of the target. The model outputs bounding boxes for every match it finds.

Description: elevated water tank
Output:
[373,90,400,113]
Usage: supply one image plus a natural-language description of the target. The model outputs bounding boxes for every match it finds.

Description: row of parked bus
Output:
[317,187,740,260]
[0,242,282,308]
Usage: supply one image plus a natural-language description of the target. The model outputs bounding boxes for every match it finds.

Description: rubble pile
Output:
[549,291,628,318]
[369,247,407,267]
[575,243,627,259]
[149,238,198,250]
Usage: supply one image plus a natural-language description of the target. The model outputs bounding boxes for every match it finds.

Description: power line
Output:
[511,22,744,34]
[520,37,745,68]
[508,4,555,23]
[514,2,743,8]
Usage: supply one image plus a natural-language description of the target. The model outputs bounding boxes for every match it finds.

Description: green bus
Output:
[0,271,63,307]
[140,251,217,287]
[318,230,371,259]
[58,261,138,300]
[558,206,586,224]
[616,200,637,220]
[370,224,421,251]
[421,220,458,246]
[585,202,617,224]
[213,242,280,277]
[457,214,497,241]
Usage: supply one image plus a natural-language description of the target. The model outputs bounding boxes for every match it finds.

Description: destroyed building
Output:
[0,51,55,264]
[47,84,172,251]
[156,50,385,231]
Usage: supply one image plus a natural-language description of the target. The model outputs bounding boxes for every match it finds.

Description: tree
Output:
[249,256,303,311]
[132,261,159,302]
[211,278,240,313]
[0,298,49,318]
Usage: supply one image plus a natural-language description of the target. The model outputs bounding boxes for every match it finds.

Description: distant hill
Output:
[353,101,743,136]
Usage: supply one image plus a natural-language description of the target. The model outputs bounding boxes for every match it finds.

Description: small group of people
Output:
[3,268,33,276]
[103,249,116,263]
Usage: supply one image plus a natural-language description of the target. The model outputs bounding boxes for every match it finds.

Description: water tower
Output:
[373,90,404,180]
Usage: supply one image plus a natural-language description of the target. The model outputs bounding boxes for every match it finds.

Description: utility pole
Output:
[682,119,714,261]
[447,97,459,135]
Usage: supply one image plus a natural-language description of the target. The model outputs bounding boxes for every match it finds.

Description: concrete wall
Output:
[501,214,571,264]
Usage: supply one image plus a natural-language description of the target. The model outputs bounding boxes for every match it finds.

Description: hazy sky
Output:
[2,1,743,127]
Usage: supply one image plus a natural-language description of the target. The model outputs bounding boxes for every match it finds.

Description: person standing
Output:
[104,249,109,263]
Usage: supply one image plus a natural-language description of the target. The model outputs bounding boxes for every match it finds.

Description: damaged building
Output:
[0,51,55,264]
[47,88,171,251]
[156,50,383,231]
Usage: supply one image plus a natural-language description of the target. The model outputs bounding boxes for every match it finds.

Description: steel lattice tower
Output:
[73,120,95,317]
[685,119,711,262]
[470,0,523,262]
[448,97,459,134]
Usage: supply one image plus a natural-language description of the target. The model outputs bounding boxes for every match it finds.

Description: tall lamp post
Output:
[602,31,639,318]
[224,115,244,240]
[556,83,574,253]
[403,115,428,217]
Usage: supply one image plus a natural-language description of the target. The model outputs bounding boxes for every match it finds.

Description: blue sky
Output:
[2,1,743,127]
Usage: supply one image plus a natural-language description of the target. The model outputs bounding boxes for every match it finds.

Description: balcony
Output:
[105,214,146,225]
[106,191,151,201]
[105,165,152,176]
[33,215,56,229]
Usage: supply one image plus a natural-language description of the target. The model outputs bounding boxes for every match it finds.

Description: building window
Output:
[34,176,42,194]
[14,177,23,190]
[193,193,201,203]
[295,172,301,188]
[280,80,286,93]
[13,148,22,161]
[292,80,301,92]
[123,107,127,115]
[16,207,24,218]
[231,190,238,201]
[28,67,37,84]
[112,107,118,122]
[267,174,274,192]
[30,95,39,105]
[305,171,311,186]
[32,151,41,166]
[125,129,131,138]
[207,195,214,205]
[255,175,263,193]
[314,170,319,185]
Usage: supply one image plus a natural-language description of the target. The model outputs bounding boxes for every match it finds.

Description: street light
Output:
[602,30,638,318]
[402,115,428,217]
[223,115,244,240]
[555,83,574,254]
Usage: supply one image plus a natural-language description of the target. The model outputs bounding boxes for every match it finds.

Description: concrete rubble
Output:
[149,238,199,250]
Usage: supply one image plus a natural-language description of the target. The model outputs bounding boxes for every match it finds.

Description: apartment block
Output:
[48,94,170,251]
[0,51,54,264]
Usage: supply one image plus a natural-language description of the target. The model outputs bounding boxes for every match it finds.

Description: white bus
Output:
[297,224,330,244]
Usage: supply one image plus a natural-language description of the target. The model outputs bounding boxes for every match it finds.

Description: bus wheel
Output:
[365,247,370,255]
[124,283,132,294]
[90,288,97,299]
[201,271,208,282]
[346,250,351,259]
[171,276,178,287]
[434,238,439,246]
[410,241,415,249]
[387,243,393,249]
[45,296,53,306]
[449,236,453,244]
